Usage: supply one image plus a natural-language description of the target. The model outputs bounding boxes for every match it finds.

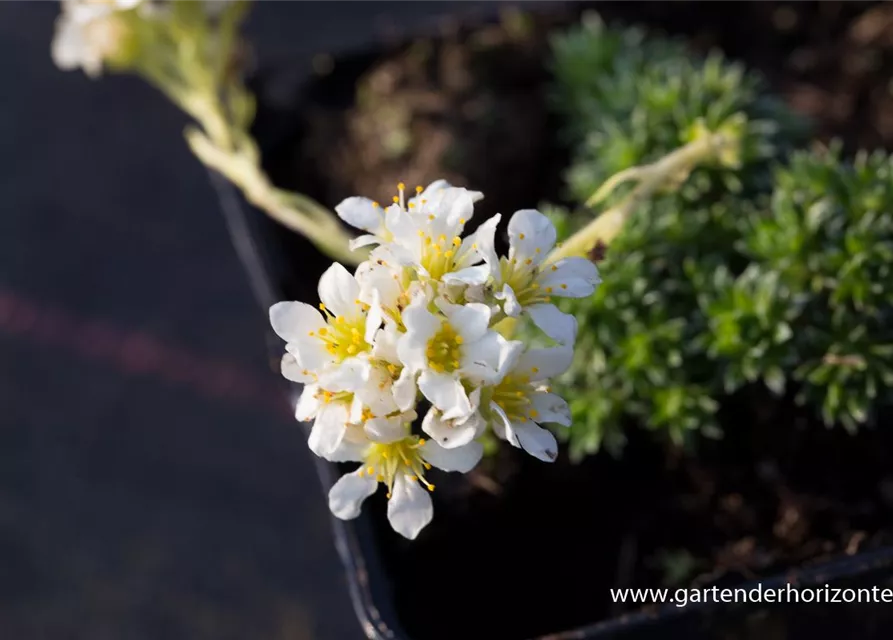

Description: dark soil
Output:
[251,2,893,639]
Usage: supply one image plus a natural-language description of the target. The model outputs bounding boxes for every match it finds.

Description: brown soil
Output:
[258,2,893,639]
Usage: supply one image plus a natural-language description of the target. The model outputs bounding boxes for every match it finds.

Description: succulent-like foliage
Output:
[741,146,893,431]
[545,14,817,458]
[549,14,893,458]
[549,12,808,207]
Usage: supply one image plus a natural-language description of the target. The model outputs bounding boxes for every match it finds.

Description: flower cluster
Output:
[52,0,142,77]
[51,0,235,77]
[270,181,601,539]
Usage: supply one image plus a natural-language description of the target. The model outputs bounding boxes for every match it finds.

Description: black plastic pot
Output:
[209,9,893,640]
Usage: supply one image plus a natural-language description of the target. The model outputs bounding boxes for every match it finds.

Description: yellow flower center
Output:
[499,257,553,306]
[310,303,371,361]
[490,373,538,423]
[425,321,463,373]
[358,436,434,498]
[318,389,354,405]
[419,233,464,281]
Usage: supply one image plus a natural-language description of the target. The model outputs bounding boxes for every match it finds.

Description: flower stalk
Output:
[51,0,365,266]
[547,124,741,264]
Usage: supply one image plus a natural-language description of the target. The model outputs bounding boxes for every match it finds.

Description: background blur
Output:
[0,2,500,638]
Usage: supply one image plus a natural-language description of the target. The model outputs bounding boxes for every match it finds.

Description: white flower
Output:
[481,209,601,345]
[355,324,418,415]
[354,245,418,327]
[292,382,366,460]
[396,293,509,422]
[336,181,497,286]
[270,181,603,540]
[328,424,483,539]
[482,344,574,462]
[52,0,141,77]
[421,390,486,449]
[270,262,381,393]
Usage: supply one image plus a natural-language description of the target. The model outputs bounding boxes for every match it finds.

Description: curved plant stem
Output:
[547,129,737,264]
[131,5,364,266]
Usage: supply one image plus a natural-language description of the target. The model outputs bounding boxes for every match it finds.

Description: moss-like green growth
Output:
[738,146,893,431]
[543,13,893,460]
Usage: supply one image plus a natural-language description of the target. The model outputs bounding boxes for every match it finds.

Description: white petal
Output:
[537,257,602,298]
[397,295,440,372]
[387,475,433,540]
[315,357,371,392]
[441,265,491,286]
[421,408,479,449]
[532,392,572,427]
[364,291,384,344]
[527,303,577,345]
[508,209,556,267]
[356,246,403,305]
[371,325,400,363]
[280,353,313,383]
[365,415,413,443]
[517,345,574,381]
[294,384,321,422]
[454,214,501,271]
[459,331,512,384]
[489,401,511,440]
[349,234,381,251]
[308,403,348,459]
[413,179,483,205]
[426,188,475,237]
[318,262,361,318]
[287,339,332,375]
[421,439,483,472]
[335,197,386,235]
[328,440,368,463]
[269,301,324,343]
[328,469,378,520]
[493,338,526,383]
[354,366,400,416]
[348,394,365,424]
[392,367,418,412]
[495,283,522,317]
[438,300,490,343]
[505,419,559,462]
[418,371,472,421]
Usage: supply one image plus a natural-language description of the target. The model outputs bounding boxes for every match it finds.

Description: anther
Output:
[519,233,526,240]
